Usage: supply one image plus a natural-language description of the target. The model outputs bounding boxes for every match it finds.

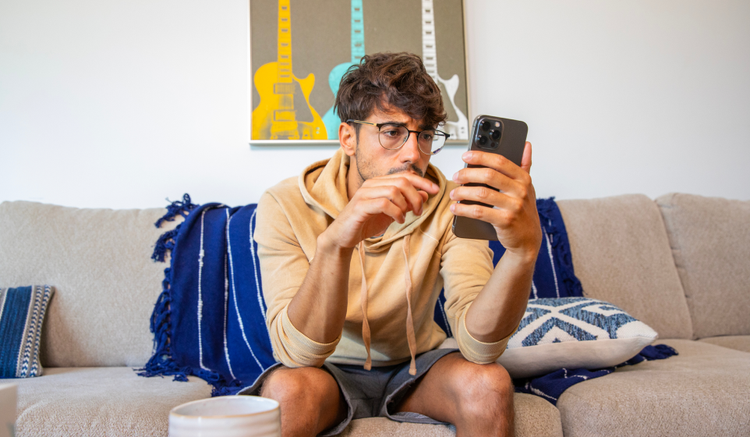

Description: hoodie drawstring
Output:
[402,234,417,375]
[358,242,372,371]
[358,235,418,376]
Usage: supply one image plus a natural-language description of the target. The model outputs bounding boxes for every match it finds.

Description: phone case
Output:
[451,115,528,240]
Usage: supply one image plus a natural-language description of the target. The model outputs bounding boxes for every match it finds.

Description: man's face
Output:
[346,107,432,188]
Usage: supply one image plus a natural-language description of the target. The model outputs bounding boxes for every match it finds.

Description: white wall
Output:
[1,0,748,209]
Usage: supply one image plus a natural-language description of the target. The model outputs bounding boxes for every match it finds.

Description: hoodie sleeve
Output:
[440,232,513,364]
[254,190,339,368]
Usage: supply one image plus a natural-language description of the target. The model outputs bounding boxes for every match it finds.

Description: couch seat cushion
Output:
[15,369,562,437]
[15,367,212,437]
[339,393,562,437]
[556,339,750,437]
[699,335,750,353]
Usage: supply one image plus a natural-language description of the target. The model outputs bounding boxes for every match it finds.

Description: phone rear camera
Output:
[480,120,492,132]
[489,129,501,141]
[477,134,488,146]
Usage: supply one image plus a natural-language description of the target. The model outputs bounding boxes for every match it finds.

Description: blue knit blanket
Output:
[139,194,675,401]
[140,197,275,394]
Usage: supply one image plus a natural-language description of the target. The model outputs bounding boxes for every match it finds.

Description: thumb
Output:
[521,142,533,173]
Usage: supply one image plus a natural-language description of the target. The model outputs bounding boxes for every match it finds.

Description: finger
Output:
[449,185,520,211]
[453,167,521,197]
[450,199,502,224]
[520,142,532,174]
[455,154,532,198]
[359,197,406,224]
[365,176,431,215]
[359,185,410,215]
[460,151,525,180]
[377,172,439,195]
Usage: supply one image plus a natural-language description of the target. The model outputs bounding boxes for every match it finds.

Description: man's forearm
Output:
[464,250,537,343]
[286,231,354,344]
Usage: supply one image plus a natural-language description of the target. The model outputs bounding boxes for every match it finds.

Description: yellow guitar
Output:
[252,0,326,140]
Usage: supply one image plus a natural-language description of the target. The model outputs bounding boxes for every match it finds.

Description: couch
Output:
[1,193,748,436]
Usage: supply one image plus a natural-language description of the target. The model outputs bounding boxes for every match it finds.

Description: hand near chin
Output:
[450,142,542,259]
[324,173,439,250]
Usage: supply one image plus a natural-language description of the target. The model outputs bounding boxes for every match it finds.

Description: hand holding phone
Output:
[451,115,529,240]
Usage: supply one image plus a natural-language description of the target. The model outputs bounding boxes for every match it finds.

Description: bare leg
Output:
[395,352,515,437]
[259,366,347,437]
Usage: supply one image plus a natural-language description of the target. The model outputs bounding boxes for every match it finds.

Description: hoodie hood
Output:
[299,148,447,253]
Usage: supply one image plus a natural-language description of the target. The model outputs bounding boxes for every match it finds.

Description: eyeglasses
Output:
[346,119,450,155]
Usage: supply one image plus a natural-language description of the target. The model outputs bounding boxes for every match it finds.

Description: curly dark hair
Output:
[335,52,447,132]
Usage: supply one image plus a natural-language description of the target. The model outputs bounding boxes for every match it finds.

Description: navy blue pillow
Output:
[141,198,275,395]
[0,285,54,378]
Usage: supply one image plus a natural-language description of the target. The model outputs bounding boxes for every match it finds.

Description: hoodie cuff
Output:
[277,306,340,367]
[456,306,514,364]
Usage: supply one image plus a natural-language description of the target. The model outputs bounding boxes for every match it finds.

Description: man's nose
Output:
[399,131,423,161]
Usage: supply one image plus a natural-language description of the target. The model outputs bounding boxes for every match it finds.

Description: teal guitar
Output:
[322,0,365,140]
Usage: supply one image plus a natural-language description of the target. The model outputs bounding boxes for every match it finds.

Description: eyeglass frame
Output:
[346,119,450,156]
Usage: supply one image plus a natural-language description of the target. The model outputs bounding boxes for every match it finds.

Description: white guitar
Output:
[421,0,469,140]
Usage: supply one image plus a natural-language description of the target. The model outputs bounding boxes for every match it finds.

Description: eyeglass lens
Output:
[378,124,445,154]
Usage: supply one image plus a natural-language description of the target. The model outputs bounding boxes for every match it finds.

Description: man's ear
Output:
[339,122,356,157]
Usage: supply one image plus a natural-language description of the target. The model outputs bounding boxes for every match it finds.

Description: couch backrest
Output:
[0,201,178,367]
[557,194,693,339]
[656,193,750,339]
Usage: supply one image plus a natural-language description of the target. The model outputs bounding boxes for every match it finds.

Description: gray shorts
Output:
[238,348,459,436]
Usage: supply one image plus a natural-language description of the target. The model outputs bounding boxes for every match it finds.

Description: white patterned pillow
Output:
[502,297,657,378]
[441,297,658,378]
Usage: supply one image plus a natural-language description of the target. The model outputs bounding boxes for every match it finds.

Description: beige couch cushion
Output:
[15,367,212,437]
[557,195,693,339]
[15,368,561,437]
[556,339,750,437]
[699,335,750,353]
[0,201,178,367]
[656,193,750,339]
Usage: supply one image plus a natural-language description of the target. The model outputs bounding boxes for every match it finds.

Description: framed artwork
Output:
[249,0,470,145]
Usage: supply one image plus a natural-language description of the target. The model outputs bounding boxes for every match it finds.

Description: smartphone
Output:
[451,115,528,240]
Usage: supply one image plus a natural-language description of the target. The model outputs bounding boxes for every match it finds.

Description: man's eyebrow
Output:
[382,121,435,131]
[381,120,407,127]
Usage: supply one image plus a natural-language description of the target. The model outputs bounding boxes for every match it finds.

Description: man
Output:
[241,52,541,437]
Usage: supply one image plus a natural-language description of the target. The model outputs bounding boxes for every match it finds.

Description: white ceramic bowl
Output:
[169,395,280,437]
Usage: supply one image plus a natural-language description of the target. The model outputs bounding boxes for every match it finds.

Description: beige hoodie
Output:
[254,149,512,373]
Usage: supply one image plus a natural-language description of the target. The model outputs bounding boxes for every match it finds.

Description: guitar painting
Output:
[421,0,469,140]
[251,0,327,140]
[322,0,365,140]
[248,0,469,144]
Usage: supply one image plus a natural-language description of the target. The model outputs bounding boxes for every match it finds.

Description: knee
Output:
[259,366,343,435]
[453,362,514,418]
[260,366,337,407]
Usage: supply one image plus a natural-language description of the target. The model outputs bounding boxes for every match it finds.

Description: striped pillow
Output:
[0,285,54,378]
